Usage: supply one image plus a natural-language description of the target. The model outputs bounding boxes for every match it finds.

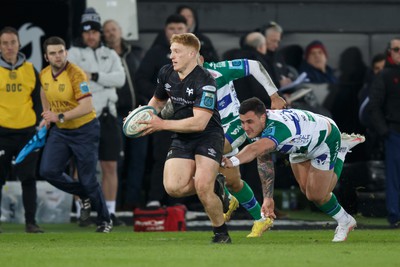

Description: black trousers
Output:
[0,127,39,224]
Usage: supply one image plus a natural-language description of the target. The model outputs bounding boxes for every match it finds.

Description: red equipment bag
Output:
[133,205,186,232]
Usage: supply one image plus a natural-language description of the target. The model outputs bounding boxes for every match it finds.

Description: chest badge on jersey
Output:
[186,87,194,96]
[58,84,65,92]
[9,71,17,80]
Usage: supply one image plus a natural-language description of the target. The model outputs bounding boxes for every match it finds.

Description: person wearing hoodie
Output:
[176,5,219,62]
[369,37,400,229]
[0,26,43,233]
[68,8,126,226]
[134,14,187,208]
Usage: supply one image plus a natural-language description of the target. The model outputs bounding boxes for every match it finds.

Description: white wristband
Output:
[229,156,240,167]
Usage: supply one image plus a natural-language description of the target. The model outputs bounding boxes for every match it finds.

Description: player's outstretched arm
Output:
[248,60,286,109]
[257,153,276,219]
[222,138,276,168]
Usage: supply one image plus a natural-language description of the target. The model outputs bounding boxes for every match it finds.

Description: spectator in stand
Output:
[0,26,43,233]
[369,37,400,228]
[223,32,272,106]
[68,8,126,225]
[176,5,219,62]
[331,46,367,163]
[103,19,147,211]
[359,53,386,128]
[358,53,385,161]
[135,14,187,208]
[263,22,293,88]
[299,40,338,84]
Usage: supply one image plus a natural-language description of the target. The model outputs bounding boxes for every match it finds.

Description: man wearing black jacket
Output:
[369,37,400,229]
[176,5,219,62]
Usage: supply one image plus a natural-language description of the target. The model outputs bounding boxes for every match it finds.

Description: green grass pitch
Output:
[0,223,399,267]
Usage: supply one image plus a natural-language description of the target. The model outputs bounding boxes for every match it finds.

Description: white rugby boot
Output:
[332,215,357,242]
[340,133,365,152]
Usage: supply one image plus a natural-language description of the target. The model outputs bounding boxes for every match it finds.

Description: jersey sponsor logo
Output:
[280,109,299,119]
[186,87,194,96]
[230,124,242,136]
[202,85,216,92]
[217,94,232,110]
[200,92,215,109]
[58,84,65,92]
[289,134,311,145]
[170,96,195,105]
[164,83,171,91]
[213,61,227,68]
[50,100,72,109]
[80,82,90,93]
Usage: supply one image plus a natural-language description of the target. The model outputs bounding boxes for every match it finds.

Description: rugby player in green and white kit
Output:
[222,97,365,242]
[203,58,286,237]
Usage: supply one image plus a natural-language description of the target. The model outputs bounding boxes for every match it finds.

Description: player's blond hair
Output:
[170,33,201,52]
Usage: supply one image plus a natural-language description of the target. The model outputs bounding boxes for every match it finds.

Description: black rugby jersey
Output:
[154,64,223,139]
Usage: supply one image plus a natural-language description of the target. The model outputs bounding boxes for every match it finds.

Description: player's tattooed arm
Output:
[257,152,275,198]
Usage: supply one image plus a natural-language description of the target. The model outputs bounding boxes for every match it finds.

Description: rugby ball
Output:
[123,106,157,138]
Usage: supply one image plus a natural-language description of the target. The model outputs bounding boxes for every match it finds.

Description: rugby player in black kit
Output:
[139,33,231,243]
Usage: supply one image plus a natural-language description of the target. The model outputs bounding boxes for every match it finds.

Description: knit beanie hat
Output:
[81,7,102,32]
[305,40,328,59]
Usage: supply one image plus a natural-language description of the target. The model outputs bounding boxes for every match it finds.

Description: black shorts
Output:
[166,132,224,164]
[99,114,122,161]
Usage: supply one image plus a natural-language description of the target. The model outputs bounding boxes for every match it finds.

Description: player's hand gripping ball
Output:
[123,106,157,138]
